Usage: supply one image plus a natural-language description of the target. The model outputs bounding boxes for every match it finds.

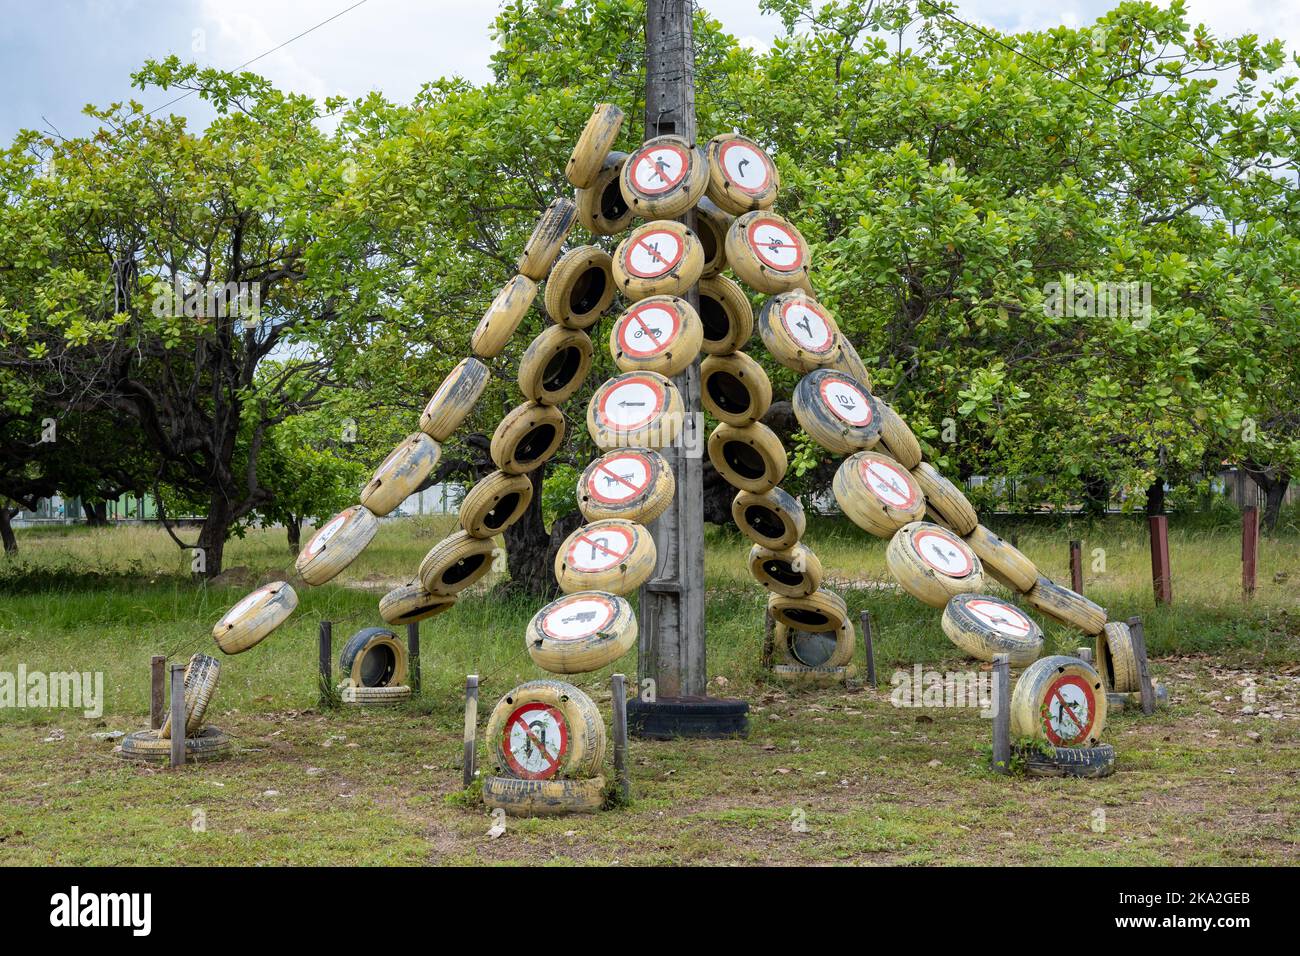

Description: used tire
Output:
[485,679,606,779]
[962,524,1038,593]
[774,618,855,668]
[378,582,456,627]
[875,401,923,469]
[700,351,772,426]
[418,530,497,597]
[491,401,566,474]
[698,275,753,354]
[553,519,657,596]
[119,726,231,765]
[748,542,822,597]
[566,103,624,189]
[543,246,616,329]
[482,774,606,816]
[885,521,986,608]
[575,151,634,236]
[726,210,810,294]
[212,581,297,655]
[459,470,534,538]
[525,590,638,673]
[341,684,413,706]
[1096,621,1140,692]
[708,421,787,493]
[1025,575,1108,635]
[420,357,491,441]
[1010,655,1108,747]
[732,487,806,551]
[360,432,441,517]
[611,219,704,301]
[517,197,578,280]
[295,505,379,586]
[159,653,221,739]
[828,333,873,389]
[339,626,408,688]
[705,132,780,215]
[911,461,978,536]
[609,295,703,378]
[518,325,593,405]
[472,275,538,358]
[1013,743,1116,778]
[941,593,1043,665]
[792,368,882,454]
[695,195,732,278]
[771,663,853,688]
[833,450,927,538]
[587,371,684,450]
[577,447,675,525]
[769,588,848,633]
[757,291,841,372]
[619,135,708,220]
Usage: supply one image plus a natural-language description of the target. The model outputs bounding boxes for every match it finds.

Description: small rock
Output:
[90,731,124,741]
[306,767,324,776]
[1246,732,1262,743]
[262,790,280,797]
[927,759,943,768]
[42,729,65,743]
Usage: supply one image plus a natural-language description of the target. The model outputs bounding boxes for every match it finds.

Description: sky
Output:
[1,0,1298,143]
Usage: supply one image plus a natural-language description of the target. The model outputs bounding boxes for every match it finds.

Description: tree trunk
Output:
[1081,474,1110,519]
[1145,477,1166,516]
[1248,469,1290,533]
[501,467,577,599]
[194,496,232,579]
[84,500,109,527]
[286,514,301,555]
[0,506,17,554]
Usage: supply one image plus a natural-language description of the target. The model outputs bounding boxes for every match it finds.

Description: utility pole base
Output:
[627,696,749,740]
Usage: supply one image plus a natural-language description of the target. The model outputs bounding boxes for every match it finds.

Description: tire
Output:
[543,246,616,329]
[517,325,593,405]
[1107,682,1168,712]
[566,103,624,189]
[482,774,606,816]
[962,524,1039,593]
[491,401,566,474]
[1010,655,1108,747]
[554,519,657,596]
[771,664,853,688]
[577,447,675,524]
[792,368,882,454]
[295,505,379,586]
[575,151,634,236]
[940,593,1043,665]
[700,351,772,426]
[748,542,822,597]
[339,626,409,688]
[911,461,978,535]
[159,653,221,739]
[619,134,708,220]
[1025,575,1108,635]
[525,590,638,673]
[698,275,754,355]
[378,582,456,627]
[705,132,780,215]
[609,295,703,378]
[725,210,810,294]
[418,530,498,597]
[732,487,806,551]
[517,197,578,281]
[774,618,855,668]
[459,470,534,538]
[587,371,684,450]
[212,581,297,655]
[420,357,491,441]
[611,219,704,301]
[828,333,873,389]
[359,433,441,517]
[484,679,606,779]
[707,421,787,493]
[471,275,539,358]
[119,726,231,765]
[695,195,732,278]
[885,521,986,608]
[1013,743,1116,778]
[769,588,847,633]
[833,451,926,538]
[875,401,923,469]
[1096,621,1140,692]
[341,684,412,706]
[625,698,749,739]
[757,291,842,372]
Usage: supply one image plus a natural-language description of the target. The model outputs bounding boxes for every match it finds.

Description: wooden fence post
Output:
[858,609,877,689]
[991,654,1010,774]
[318,620,332,707]
[169,663,186,769]
[406,621,421,693]
[760,608,775,671]
[1069,539,1084,594]
[1126,616,1156,716]
[462,675,479,789]
[1242,505,1259,601]
[150,655,165,730]
[1148,515,1172,605]
[611,673,631,802]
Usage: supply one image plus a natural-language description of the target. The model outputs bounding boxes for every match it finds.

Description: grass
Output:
[0,515,1296,865]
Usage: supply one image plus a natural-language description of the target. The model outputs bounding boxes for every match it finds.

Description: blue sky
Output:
[1,0,1295,143]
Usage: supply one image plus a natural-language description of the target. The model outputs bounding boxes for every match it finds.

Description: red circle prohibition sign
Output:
[503,702,569,780]
[1042,674,1096,746]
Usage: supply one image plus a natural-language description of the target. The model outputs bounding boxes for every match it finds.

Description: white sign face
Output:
[747,218,803,271]
[820,377,872,426]
[618,303,680,357]
[862,459,918,509]
[630,144,688,195]
[966,598,1032,637]
[306,512,348,557]
[565,525,635,573]
[1044,676,1094,746]
[780,299,834,352]
[224,586,271,623]
[597,378,663,431]
[504,702,567,779]
[719,139,771,194]
[587,453,653,505]
[541,595,616,640]
[913,528,975,578]
[624,230,683,278]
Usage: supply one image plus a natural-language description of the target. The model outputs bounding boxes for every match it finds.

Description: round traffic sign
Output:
[1042,673,1098,746]
[747,217,803,272]
[629,143,689,195]
[780,298,835,352]
[964,597,1034,637]
[502,701,569,779]
[861,458,919,510]
[617,300,682,357]
[595,375,666,432]
[305,512,348,557]
[584,451,653,506]
[623,229,684,279]
[718,139,773,194]
[818,375,873,427]
[540,593,618,640]
[911,527,976,578]
[563,525,635,574]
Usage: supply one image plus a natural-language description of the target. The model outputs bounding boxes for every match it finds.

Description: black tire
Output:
[626,697,749,739]
[119,726,232,764]
[339,626,409,688]
[482,774,606,816]
[1012,743,1116,779]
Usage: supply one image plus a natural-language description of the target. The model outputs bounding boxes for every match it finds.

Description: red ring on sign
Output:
[597,375,667,432]
[503,702,569,780]
[967,598,1032,636]
[623,229,685,279]
[780,298,835,352]
[1042,674,1097,746]
[630,143,690,196]
[860,458,919,510]
[565,525,635,573]
[746,217,804,272]
[818,374,872,427]
[719,139,772,194]
[912,528,975,578]
[586,452,655,505]
[617,301,683,357]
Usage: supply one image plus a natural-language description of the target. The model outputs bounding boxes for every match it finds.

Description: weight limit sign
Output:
[818,375,874,428]
[502,701,570,780]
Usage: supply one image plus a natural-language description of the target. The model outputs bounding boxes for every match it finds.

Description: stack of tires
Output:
[119,653,231,764]
[1008,654,1116,777]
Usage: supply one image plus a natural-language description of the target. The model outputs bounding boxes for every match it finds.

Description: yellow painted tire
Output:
[1096,621,1141,692]
[360,432,441,517]
[695,195,732,278]
[705,132,780,215]
[119,726,231,765]
[732,487,805,551]
[609,295,703,378]
[485,679,606,779]
[611,220,704,301]
[769,588,848,634]
[378,582,456,627]
[577,447,675,524]
[707,421,787,493]
[491,401,566,474]
[566,103,624,189]
[792,368,882,454]
[701,352,772,426]
[212,581,297,655]
[418,530,497,597]
[748,542,822,597]
[543,246,616,329]
[833,451,927,538]
[885,521,986,608]
[962,524,1039,593]
[553,519,657,596]
[619,135,708,220]
[482,774,606,816]
[1025,575,1108,635]
[518,325,594,406]
[698,275,753,355]
[575,151,634,237]
[459,470,534,538]
[517,197,578,281]
[828,333,873,389]
[875,401,923,469]
[911,461,978,536]
[420,357,491,441]
[525,590,638,673]
[587,371,684,450]
[471,275,539,359]
[771,664,854,688]
[757,291,842,372]
[940,593,1044,666]
[1010,655,1108,747]
[725,210,810,295]
[774,619,855,668]
[341,684,412,706]
[295,505,379,586]
[339,626,409,688]
[159,653,221,739]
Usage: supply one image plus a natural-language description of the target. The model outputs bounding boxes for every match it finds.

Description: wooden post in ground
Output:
[462,675,479,789]
[760,608,775,671]
[991,654,1010,774]
[169,663,186,769]
[406,621,421,693]
[1126,616,1156,716]
[858,609,877,689]
[1148,515,1172,605]
[150,655,165,730]
[1069,539,1084,594]
[1242,505,1259,601]
[611,673,631,801]
[318,620,332,707]
[1077,646,1093,664]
